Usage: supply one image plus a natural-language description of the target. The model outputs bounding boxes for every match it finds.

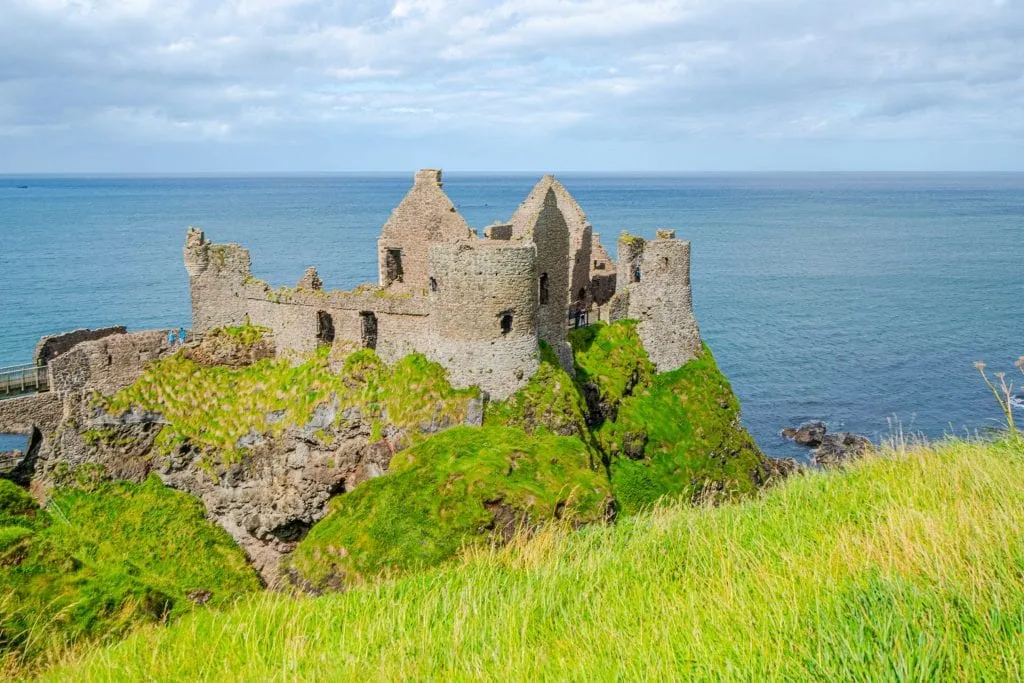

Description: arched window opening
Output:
[578,287,587,303]
[316,311,335,347]
[359,311,378,350]
[429,277,438,293]
[661,256,669,268]
[633,267,642,283]
[500,312,513,335]
[539,273,549,305]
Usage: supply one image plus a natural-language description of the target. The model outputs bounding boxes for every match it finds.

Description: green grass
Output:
[600,343,771,514]
[36,438,1024,681]
[0,477,260,676]
[483,342,590,438]
[283,426,611,591]
[99,346,478,464]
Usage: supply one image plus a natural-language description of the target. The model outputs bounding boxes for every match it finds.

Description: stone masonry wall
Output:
[48,330,174,397]
[426,241,539,399]
[510,180,574,373]
[34,326,127,366]
[377,169,475,293]
[612,232,701,372]
[184,227,252,334]
[0,393,63,436]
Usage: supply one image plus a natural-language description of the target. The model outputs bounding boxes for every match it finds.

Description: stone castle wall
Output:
[34,326,127,366]
[48,330,174,397]
[184,228,253,332]
[611,231,701,372]
[181,169,702,401]
[510,180,574,373]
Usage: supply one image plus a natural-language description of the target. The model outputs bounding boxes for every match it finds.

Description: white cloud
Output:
[1,0,1022,169]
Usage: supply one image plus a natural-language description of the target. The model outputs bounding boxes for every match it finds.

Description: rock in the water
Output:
[812,432,872,467]
[781,421,826,447]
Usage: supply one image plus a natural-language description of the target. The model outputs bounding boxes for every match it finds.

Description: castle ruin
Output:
[184,170,702,399]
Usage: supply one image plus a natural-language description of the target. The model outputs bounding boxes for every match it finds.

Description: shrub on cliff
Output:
[0,476,260,673]
[282,426,613,591]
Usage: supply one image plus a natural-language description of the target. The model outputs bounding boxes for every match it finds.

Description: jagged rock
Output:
[182,328,275,368]
[812,433,872,468]
[781,421,827,447]
[0,450,24,477]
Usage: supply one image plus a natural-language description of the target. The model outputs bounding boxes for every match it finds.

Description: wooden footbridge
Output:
[0,364,49,398]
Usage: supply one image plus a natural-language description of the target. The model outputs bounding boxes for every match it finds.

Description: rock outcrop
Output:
[782,421,873,467]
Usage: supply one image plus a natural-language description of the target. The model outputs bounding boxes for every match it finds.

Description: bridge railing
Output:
[0,364,49,397]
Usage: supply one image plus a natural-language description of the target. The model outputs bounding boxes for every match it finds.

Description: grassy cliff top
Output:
[99,344,479,464]
[39,438,1024,681]
[0,476,260,675]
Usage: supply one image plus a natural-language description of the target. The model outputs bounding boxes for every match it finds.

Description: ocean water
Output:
[1,173,1022,459]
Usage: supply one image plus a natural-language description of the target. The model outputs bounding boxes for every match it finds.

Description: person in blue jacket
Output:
[167,330,176,347]
[177,328,186,345]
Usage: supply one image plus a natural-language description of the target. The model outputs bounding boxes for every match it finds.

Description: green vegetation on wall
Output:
[0,476,260,673]
[284,426,612,591]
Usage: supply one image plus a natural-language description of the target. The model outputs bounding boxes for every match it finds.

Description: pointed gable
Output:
[377,169,475,291]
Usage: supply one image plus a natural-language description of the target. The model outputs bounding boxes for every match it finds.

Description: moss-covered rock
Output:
[483,342,589,438]
[599,343,773,515]
[569,320,655,423]
[0,476,260,670]
[100,345,479,465]
[283,426,613,591]
[182,323,274,367]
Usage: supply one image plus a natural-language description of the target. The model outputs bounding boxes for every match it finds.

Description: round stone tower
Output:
[425,241,540,400]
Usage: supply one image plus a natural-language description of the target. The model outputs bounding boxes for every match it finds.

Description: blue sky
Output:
[2,0,1022,172]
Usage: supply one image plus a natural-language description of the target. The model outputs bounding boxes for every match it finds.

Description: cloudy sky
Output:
[2,0,1022,172]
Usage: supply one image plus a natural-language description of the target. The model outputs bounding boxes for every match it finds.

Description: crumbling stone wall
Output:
[34,326,127,366]
[425,241,539,399]
[184,228,252,333]
[376,169,474,293]
[183,169,703,399]
[48,330,174,397]
[510,179,574,372]
[611,231,701,372]
[0,393,63,436]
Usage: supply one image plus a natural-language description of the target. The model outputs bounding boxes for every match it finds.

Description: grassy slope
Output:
[41,438,1024,681]
[0,477,260,675]
[284,426,612,591]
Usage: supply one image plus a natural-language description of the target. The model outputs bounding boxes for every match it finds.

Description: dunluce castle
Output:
[185,169,702,399]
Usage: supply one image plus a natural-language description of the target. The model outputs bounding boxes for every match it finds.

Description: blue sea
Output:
[2,173,1022,459]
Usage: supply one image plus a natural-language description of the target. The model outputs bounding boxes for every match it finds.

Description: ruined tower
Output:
[425,241,539,398]
[184,227,253,333]
[611,230,701,372]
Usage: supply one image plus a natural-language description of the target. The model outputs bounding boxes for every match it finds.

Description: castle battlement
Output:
[184,170,701,399]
